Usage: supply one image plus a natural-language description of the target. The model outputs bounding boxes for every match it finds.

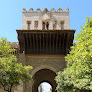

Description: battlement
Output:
[22,8,69,13]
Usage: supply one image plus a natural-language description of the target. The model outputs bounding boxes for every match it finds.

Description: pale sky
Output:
[38,82,52,92]
[0,0,92,42]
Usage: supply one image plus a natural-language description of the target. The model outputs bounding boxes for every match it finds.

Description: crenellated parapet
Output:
[22,8,69,13]
[22,8,70,30]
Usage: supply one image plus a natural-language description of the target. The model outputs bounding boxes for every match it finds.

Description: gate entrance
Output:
[33,69,56,92]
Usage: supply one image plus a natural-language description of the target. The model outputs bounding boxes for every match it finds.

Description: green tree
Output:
[0,37,33,92]
[55,17,92,92]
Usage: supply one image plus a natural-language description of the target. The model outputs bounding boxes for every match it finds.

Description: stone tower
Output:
[16,8,75,92]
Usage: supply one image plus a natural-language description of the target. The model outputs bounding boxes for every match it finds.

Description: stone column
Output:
[38,20,42,30]
[49,20,53,30]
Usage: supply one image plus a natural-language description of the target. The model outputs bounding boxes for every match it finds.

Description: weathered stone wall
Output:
[25,55,66,75]
[16,53,66,92]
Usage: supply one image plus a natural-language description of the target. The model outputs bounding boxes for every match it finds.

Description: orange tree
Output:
[55,17,92,92]
[0,37,33,92]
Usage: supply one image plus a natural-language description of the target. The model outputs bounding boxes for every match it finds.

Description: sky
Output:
[0,0,92,91]
[38,82,52,92]
[0,0,92,42]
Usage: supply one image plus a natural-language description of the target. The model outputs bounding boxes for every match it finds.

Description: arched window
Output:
[42,21,49,30]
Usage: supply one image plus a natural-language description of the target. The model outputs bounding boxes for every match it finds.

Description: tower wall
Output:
[22,8,70,30]
[16,8,75,92]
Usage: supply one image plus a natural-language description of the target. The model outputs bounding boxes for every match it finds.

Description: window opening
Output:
[46,22,49,30]
[61,21,64,29]
[42,22,45,30]
[35,21,38,29]
[27,21,31,30]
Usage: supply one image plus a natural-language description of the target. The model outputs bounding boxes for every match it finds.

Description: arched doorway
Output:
[33,69,57,92]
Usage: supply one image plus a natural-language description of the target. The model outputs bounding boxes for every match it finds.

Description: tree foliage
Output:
[0,37,33,92]
[55,17,92,92]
